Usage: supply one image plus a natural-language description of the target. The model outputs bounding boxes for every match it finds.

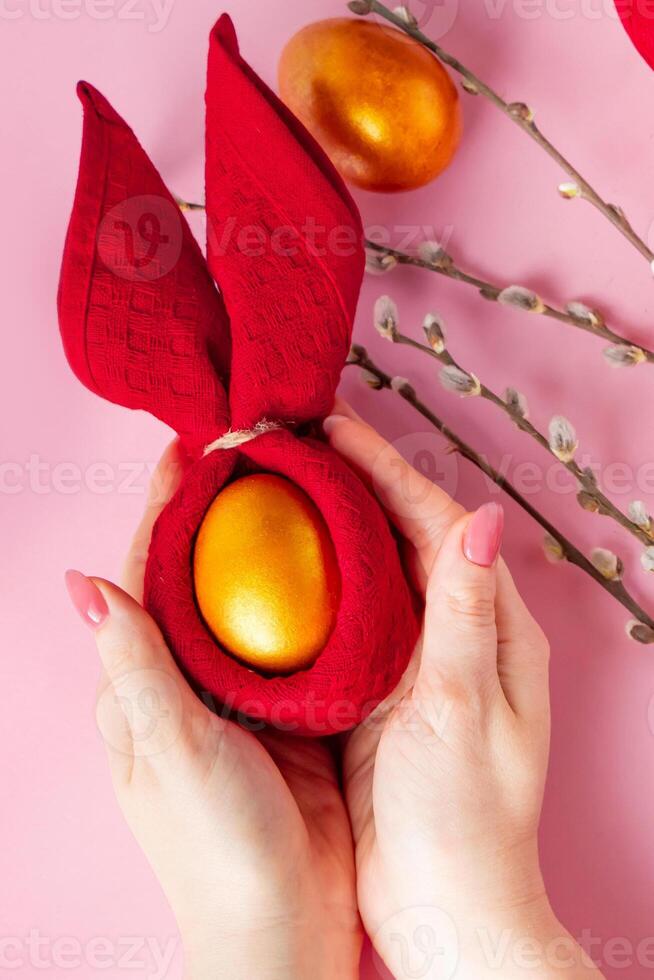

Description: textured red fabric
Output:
[58,83,232,453]
[205,16,363,430]
[58,14,420,735]
[614,0,654,70]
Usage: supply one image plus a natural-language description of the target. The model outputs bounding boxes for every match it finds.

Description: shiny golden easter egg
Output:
[193,474,340,674]
[279,18,462,192]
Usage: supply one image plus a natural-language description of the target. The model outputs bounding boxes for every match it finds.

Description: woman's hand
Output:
[65,441,362,980]
[325,403,603,980]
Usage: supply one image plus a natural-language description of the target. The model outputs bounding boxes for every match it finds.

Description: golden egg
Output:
[193,474,340,674]
[278,18,462,192]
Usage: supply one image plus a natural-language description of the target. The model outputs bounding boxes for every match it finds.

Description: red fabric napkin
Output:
[58,14,419,735]
[615,0,654,70]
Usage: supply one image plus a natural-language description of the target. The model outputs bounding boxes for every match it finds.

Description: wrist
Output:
[182,931,318,980]
[369,847,585,980]
[180,910,361,980]
[372,900,601,980]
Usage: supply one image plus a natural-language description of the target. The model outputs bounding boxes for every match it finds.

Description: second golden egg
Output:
[279,18,462,192]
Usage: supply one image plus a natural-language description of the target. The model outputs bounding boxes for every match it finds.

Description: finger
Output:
[324,407,464,584]
[496,562,551,722]
[122,439,190,602]
[95,666,135,780]
[91,577,204,783]
[418,504,504,693]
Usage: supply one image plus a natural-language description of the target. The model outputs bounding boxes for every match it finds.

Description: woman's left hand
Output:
[66,441,362,980]
[325,403,601,980]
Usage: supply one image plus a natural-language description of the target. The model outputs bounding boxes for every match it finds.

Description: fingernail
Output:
[65,570,109,629]
[323,414,349,436]
[463,503,505,567]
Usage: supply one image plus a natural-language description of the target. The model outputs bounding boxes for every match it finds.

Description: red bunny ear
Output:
[205,15,365,430]
[58,83,231,448]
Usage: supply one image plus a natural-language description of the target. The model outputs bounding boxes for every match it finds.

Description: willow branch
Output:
[347,345,654,637]
[366,239,654,365]
[174,188,652,546]
[350,0,654,268]
[385,322,654,548]
[175,192,653,363]
[175,197,206,212]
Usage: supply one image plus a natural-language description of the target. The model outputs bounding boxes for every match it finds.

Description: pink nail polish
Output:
[65,570,109,629]
[463,503,505,567]
[322,413,348,436]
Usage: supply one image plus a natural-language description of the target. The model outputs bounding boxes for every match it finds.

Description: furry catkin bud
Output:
[366,251,398,276]
[360,368,384,390]
[439,365,481,397]
[418,241,452,269]
[641,547,654,573]
[498,286,545,314]
[591,548,623,581]
[423,313,447,353]
[461,78,479,95]
[603,345,646,368]
[393,4,418,26]
[548,416,578,463]
[629,501,651,532]
[374,296,399,341]
[566,301,603,326]
[543,534,565,563]
[558,181,582,199]
[504,387,529,420]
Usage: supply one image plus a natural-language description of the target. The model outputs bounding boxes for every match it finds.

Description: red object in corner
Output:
[57,14,419,736]
[615,0,654,70]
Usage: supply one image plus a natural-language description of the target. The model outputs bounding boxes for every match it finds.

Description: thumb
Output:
[65,571,199,781]
[417,503,504,693]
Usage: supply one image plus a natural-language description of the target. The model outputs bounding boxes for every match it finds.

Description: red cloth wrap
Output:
[615,0,654,71]
[58,14,419,735]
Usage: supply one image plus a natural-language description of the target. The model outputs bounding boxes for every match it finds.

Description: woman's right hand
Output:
[325,402,603,980]
[66,441,363,980]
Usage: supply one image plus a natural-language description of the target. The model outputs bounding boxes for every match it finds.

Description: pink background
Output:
[3,0,654,976]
